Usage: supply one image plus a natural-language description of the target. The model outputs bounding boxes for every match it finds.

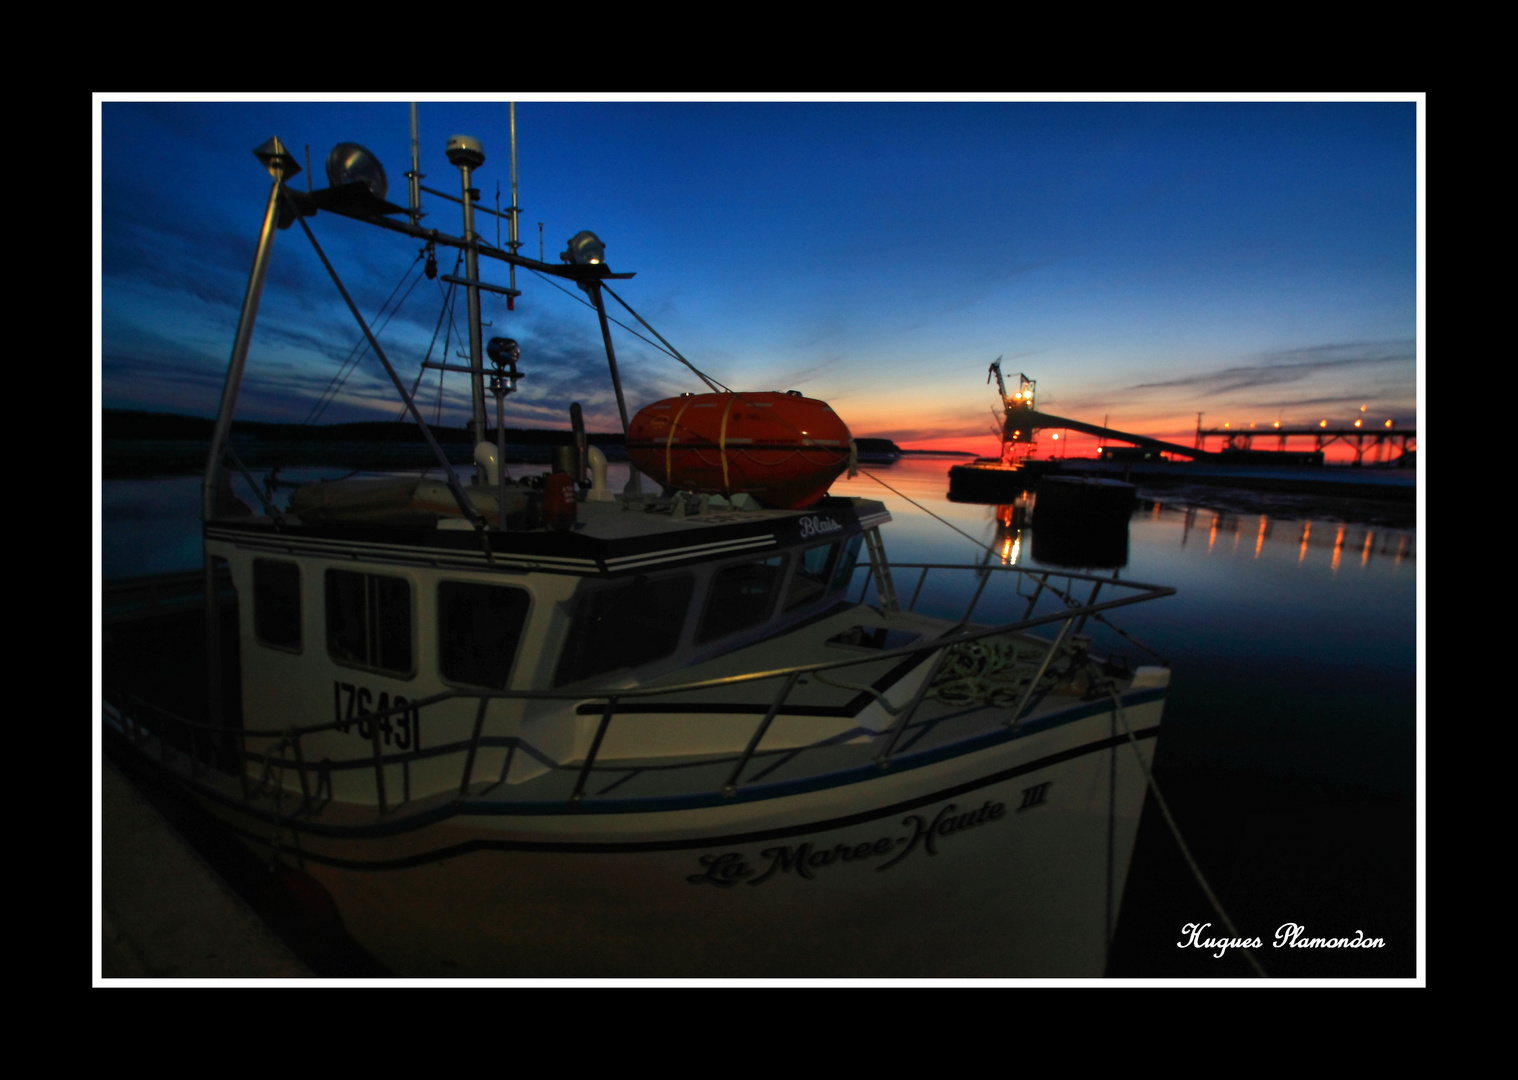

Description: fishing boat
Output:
[101,108,1177,977]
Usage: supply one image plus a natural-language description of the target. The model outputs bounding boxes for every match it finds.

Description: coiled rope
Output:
[930,637,1058,708]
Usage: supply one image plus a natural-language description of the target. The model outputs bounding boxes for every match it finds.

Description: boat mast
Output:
[407,103,423,228]
[201,137,299,729]
[446,134,490,484]
[508,103,520,302]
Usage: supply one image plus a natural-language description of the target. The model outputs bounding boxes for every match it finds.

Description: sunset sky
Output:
[97,96,1421,459]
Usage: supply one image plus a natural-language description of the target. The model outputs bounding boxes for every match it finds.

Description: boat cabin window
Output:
[831,535,864,596]
[325,569,414,677]
[698,555,785,643]
[438,582,531,690]
[555,573,696,686]
[784,541,839,612]
[253,558,301,650]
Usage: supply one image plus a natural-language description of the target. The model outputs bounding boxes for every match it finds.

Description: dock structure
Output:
[1023,411,1208,458]
[1017,409,1415,468]
[100,759,312,979]
[1194,422,1416,466]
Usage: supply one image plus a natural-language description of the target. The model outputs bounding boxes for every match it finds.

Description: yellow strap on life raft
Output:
[718,392,739,496]
[667,398,693,488]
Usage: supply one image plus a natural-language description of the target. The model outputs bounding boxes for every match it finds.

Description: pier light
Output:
[1360,405,1368,412]
[1319,420,1328,427]
[1273,421,1281,428]
[1385,419,1393,428]
[326,143,389,199]
[1355,419,1362,428]
[562,230,606,265]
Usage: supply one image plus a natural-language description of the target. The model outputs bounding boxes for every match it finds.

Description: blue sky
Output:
[96,95,1421,454]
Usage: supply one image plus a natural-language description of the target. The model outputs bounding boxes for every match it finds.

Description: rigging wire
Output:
[426,249,467,428]
[526,268,730,393]
[303,252,428,427]
[600,282,728,393]
[305,251,467,484]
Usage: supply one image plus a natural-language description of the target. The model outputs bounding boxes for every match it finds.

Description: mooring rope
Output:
[1105,684,1268,977]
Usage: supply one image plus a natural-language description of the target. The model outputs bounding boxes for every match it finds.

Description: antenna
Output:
[446,133,489,473]
[408,103,422,227]
[509,102,521,308]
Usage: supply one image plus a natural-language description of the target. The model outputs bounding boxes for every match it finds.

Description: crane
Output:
[987,357,1037,463]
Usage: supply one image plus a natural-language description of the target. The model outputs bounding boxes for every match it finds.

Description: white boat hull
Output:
[195,691,1162,977]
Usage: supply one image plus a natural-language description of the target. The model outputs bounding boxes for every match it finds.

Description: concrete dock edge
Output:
[99,759,312,979]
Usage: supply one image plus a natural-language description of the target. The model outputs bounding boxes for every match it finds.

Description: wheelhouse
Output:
[206,495,882,804]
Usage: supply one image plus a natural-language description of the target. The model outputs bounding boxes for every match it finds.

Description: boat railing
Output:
[858,560,1168,666]
[106,562,1173,824]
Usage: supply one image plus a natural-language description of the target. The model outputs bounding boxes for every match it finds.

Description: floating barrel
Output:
[627,391,852,509]
[947,458,1061,504]
[1031,475,1134,569]
[947,461,1027,504]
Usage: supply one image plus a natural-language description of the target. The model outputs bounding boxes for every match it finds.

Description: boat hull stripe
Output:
[175,724,1159,871]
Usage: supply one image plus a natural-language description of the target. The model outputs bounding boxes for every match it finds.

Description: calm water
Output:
[99,457,1421,979]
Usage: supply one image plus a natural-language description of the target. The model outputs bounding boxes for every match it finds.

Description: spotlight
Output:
[561,230,606,265]
[326,143,388,199]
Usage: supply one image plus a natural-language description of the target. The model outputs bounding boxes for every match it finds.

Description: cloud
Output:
[1123,340,1414,398]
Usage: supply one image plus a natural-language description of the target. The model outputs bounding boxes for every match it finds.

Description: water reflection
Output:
[1164,497,1413,572]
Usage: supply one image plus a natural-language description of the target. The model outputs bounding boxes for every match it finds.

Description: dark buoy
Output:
[1031,475,1135,569]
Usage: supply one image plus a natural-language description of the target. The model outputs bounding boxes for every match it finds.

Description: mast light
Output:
[562,230,606,266]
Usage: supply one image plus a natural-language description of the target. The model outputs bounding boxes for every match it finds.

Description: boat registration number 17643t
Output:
[332,681,421,750]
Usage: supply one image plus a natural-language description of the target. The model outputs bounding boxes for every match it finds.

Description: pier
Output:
[1021,409,1415,467]
[1194,421,1415,467]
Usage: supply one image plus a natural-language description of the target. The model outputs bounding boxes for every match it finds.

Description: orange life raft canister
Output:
[626,391,853,509]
